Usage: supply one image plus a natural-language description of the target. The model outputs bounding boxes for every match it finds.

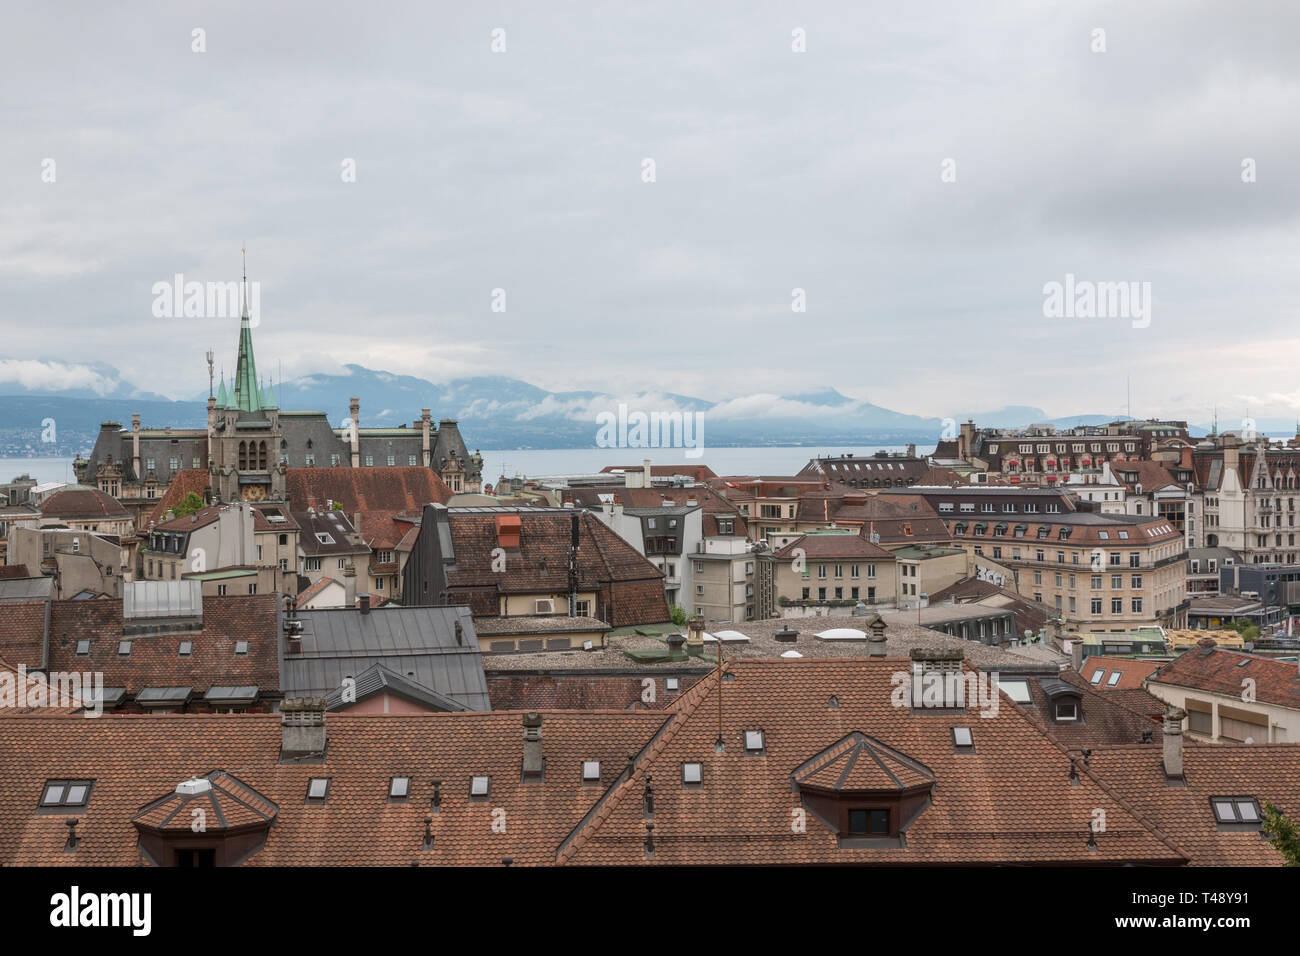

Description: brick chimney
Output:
[1162,704,1187,782]
[522,713,544,780]
[349,397,361,468]
[280,697,327,759]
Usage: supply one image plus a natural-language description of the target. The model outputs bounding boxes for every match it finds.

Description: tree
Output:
[670,605,687,627]
[1262,802,1300,866]
[171,492,205,518]
[1229,618,1261,643]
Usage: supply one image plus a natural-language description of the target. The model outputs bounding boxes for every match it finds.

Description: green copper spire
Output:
[216,375,230,409]
[232,249,263,413]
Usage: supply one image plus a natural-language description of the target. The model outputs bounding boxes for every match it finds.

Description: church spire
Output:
[232,246,263,413]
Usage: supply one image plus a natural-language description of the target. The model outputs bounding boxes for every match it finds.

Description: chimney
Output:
[349,397,361,468]
[643,458,652,487]
[421,408,432,467]
[343,559,357,607]
[280,697,327,759]
[496,513,522,550]
[131,414,141,478]
[522,713,544,780]
[359,593,371,615]
[1162,704,1187,782]
[866,614,887,657]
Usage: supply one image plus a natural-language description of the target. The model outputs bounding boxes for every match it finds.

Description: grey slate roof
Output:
[283,604,489,710]
[323,662,469,712]
[0,578,53,602]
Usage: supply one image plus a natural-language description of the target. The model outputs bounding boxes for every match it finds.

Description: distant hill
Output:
[0,361,1249,457]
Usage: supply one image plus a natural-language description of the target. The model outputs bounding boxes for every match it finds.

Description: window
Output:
[848,808,890,835]
[75,639,90,656]
[386,455,395,467]
[1056,702,1078,721]
[217,584,227,596]
[389,777,410,799]
[682,762,702,785]
[235,641,249,655]
[178,641,192,657]
[744,730,765,752]
[1091,598,1103,614]
[365,455,374,466]
[1090,669,1105,684]
[40,780,93,809]
[665,677,680,692]
[1111,598,1123,614]
[952,726,974,748]
[1211,797,1261,825]
[307,778,330,800]
[470,775,491,797]
[117,640,131,656]
[1106,671,1121,687]
[582,761,601,782]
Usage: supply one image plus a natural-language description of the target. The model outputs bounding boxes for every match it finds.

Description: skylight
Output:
[952,727,973,748]
[389,777,410,798]
[665,677,680,692]
[1107,671,1121,686]
[178,640,193,657]
[470,775,490,796]
[1089,670,1105,684]
[234,641,249,655]
[1000,679,1032,703]
[307,778,329,800]
[682,762,702,784]
[117,640,131,656]
[744,730,765,752]
[581,761,601,781]
[1211,797,1261,824]
[75,640,90,656]
[40,780,92,809]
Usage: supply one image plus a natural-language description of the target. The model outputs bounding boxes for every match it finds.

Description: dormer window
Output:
[1056,701,1078,721]
[848,809,890,835]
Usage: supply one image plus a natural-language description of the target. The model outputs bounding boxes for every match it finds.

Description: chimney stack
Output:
[359,593,371,615]
[866,614,888,657]
[522,713,544,780]
[343,559,357,607]
[280,697,327,759]
[131,414,141,478]
[420,409,432,468]
[349,397,361,468]
[1162,704,1187,782]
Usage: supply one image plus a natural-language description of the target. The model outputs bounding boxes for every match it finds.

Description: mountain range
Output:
[0,359,1265,459]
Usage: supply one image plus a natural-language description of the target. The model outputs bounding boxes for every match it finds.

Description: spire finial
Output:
[241,245,249,320]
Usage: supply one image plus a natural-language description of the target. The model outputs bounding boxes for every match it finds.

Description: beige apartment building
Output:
[945,512,1187,634]
[771,532,896,614]
[689,536,758,624]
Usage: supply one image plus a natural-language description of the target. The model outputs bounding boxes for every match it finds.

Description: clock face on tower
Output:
[241,484,268,502]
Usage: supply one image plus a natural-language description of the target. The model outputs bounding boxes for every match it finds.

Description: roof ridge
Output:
[556,656,733,864]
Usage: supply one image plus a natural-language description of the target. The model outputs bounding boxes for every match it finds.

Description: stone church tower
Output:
[208,263,286,504]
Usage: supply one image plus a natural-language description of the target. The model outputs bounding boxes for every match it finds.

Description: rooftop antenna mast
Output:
[205,349,215,399]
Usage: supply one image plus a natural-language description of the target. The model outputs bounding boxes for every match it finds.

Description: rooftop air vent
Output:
[175,777,212,796]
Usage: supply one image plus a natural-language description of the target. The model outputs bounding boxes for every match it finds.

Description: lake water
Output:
[2,446,934,488]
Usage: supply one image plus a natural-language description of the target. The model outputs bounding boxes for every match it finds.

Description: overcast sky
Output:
[3,0,1299,423]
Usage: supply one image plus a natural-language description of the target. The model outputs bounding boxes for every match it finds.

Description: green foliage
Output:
[1229,618,1261,643]
[171,492,205,518]
[670,605,687,627]
[1262,802,1300,866]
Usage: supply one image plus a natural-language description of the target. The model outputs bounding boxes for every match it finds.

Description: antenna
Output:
[205,350,215,399]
